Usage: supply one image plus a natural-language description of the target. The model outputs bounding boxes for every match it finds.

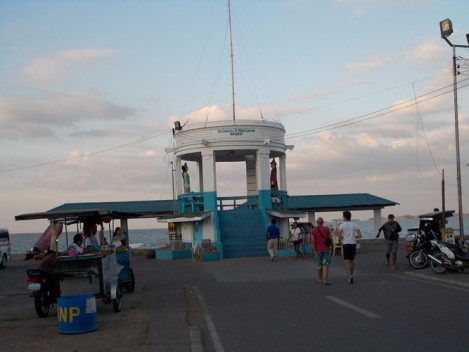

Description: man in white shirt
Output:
[338,210,362,284]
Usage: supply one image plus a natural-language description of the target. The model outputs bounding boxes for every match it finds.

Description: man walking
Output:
[338,210,362,284]
[311,217,332,285]
[376,214,402,270]
[266,218,280,261]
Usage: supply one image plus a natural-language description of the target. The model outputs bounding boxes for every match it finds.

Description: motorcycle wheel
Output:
[430,252,448,274]
[0,254,7,269]
[34,291,50,318]
[112,283,123,313]
[409,250,428,269]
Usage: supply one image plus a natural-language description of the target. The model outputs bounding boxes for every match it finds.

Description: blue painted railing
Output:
[178,191,288,213]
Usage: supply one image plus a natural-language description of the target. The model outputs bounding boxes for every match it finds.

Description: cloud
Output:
[21,49,118,88]
[0,91,137,139]
[0,48,136,140]
[406,41,444,61]
[4,143,166,194]
[333,0,430,11]
[169,104,302,126]
[286,122,464,198]
[346,53,398,71]
[346,40,446,73]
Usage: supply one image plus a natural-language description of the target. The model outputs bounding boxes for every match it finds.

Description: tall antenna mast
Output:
[228,0,236,121]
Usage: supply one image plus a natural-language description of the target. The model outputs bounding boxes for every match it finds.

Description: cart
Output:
[16,208,139,316]
[55,251,123,311]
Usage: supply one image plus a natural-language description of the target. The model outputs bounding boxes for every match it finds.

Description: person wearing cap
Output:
[376,214,402,270]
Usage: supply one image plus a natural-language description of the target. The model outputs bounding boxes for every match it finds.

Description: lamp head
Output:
[440,18,453,38]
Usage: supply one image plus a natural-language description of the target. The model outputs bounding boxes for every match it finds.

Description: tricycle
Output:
[16,209,138,318]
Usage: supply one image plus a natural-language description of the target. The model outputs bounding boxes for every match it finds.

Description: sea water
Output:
[10,228,169,254]
[9,217,469,254]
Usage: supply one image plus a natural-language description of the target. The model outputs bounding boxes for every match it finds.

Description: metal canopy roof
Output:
[287,193,398,211]
[15,208,139,222]
[15,193,398,222]
[48,200,174,217]
[418,210,455,219]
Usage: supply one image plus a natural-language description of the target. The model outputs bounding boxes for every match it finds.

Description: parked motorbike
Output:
[26,268,60,317]
[428,239,469,274]
[408,226,438,269]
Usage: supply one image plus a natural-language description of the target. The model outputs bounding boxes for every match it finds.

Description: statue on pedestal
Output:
[182,163,191,193]
[270,158,278,190]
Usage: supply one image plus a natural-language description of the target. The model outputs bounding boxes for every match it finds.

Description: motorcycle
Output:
[428,239,469,274]
[408,226,439,269]
[26,268,61,318]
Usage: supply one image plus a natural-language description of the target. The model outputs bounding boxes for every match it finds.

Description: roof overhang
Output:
[266,209,308,219]
[419,210,455,219]
[157,211,212,223]
[15,208,140,222]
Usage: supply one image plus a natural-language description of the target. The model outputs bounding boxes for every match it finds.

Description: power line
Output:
[413,82,440,175]
[0,131,169,173]
[285,79,469,139]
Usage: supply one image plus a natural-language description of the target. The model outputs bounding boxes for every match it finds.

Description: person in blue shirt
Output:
[266,218,280,262]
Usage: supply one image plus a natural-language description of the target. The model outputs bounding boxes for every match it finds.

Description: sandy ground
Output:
[0,252,193,352]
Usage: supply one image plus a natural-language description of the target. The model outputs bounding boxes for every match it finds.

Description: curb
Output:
[403,271,469,289]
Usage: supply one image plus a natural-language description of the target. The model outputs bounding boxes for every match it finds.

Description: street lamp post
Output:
[439,19,469,240]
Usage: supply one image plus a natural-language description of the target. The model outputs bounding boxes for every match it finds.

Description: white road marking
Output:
[325,296,380,318]
[194,286,225,352]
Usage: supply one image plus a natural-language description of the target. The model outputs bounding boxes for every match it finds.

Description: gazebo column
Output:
[198,158,203,192]
[279,155,287,191]
[256,149,271,209]
[373,209,382,235]
[175,158,182,195]
[246,157,257,196]
[201,150,219,242]
[307,212,316,226]
[201,150,216,209]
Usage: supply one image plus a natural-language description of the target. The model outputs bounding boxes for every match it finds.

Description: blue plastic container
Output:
[57,294,97,334]
[116,251,130,282]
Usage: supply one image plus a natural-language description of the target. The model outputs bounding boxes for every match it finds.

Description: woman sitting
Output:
[112,227,128,249]
[68,234,84,254]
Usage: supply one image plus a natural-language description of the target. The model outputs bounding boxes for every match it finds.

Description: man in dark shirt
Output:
[376,214,402,270]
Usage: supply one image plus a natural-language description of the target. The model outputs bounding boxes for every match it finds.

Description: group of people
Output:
[266,210,402,285]
[68,226,128,254]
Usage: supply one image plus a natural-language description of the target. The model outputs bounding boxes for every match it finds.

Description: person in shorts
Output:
[310,217,332,285]
[376,214,402,270]
[338,210,362,284]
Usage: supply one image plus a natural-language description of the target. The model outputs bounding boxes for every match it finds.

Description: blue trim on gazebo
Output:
[47,193,397,219]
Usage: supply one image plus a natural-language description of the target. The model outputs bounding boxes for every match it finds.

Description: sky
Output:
[1,0,469,233]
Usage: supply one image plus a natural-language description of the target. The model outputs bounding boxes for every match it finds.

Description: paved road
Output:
[1,243,469,352]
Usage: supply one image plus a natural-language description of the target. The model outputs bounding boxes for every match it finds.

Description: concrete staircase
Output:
[218,208,267,258]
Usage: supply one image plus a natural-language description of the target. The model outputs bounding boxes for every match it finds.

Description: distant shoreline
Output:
[367,213,469,221]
